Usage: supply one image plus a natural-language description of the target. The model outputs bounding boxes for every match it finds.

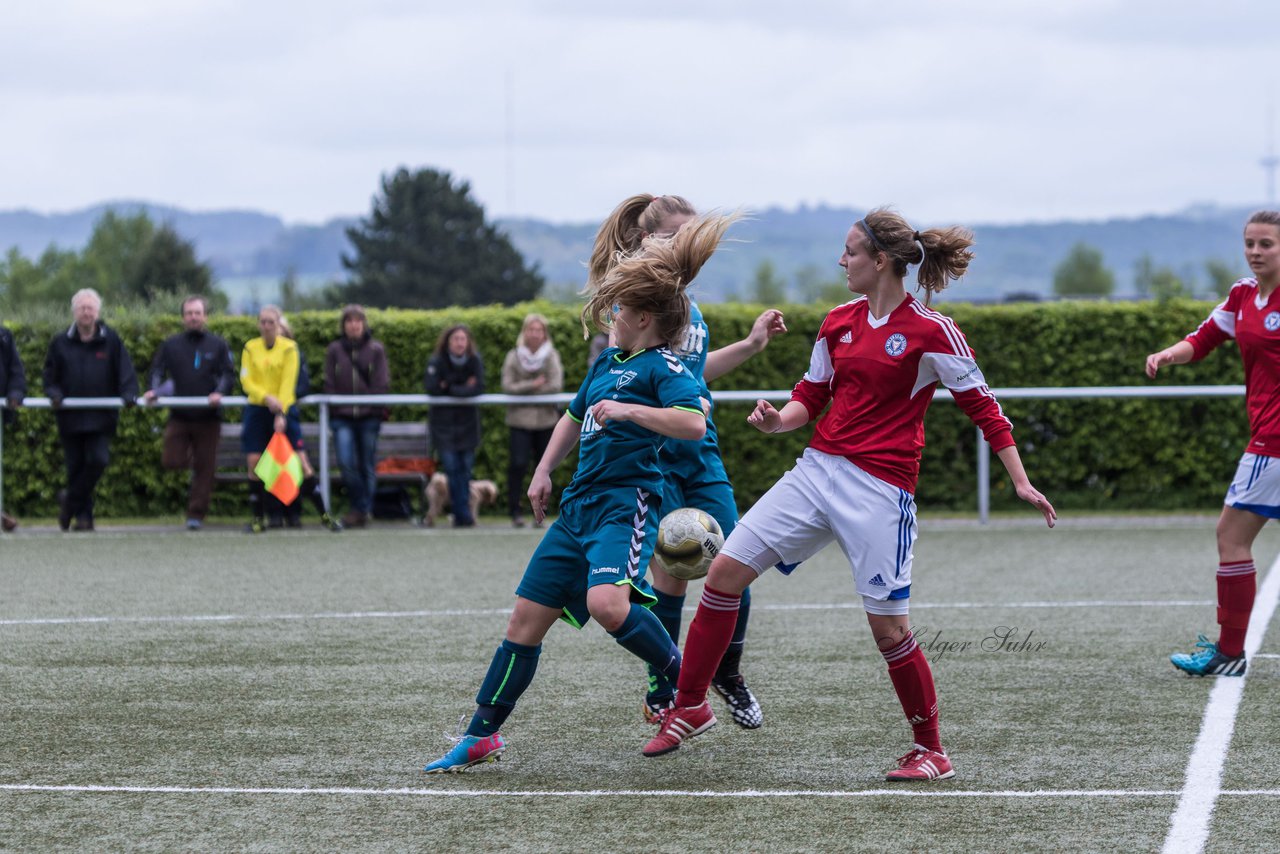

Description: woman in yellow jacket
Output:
[240,305,338,533]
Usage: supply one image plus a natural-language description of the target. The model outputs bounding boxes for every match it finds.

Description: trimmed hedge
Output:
[0,298,1243,518]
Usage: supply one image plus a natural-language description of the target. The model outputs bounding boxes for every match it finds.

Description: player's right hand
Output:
[528,471,552,524]
[747,399,781,434]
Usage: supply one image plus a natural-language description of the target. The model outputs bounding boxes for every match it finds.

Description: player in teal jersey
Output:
[423,212,737,773]
[587,194,787,728]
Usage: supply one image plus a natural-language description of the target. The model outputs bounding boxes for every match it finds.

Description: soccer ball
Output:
[654,507,724,581]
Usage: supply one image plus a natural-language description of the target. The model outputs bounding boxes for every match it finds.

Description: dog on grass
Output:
[425,472,498,527]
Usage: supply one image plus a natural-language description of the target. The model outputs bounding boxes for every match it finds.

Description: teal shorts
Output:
[515,486,660,628]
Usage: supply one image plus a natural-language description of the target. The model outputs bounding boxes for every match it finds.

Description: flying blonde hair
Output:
[582,212,738,349]
[586,194,698,292]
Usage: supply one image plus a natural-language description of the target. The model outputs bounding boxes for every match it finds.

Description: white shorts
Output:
[1225,452,1280,519]
[723,448,916,616]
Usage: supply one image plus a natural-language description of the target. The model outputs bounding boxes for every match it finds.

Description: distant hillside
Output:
[0,201,1259,306]
[503,204,1254,302]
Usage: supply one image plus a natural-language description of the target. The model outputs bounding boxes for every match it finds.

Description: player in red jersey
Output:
[1145,210,1280,677]
[643,208,1057,781]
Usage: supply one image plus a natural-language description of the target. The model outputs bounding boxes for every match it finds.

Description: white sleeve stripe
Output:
[907,301,968,356]
[908,301,967,356]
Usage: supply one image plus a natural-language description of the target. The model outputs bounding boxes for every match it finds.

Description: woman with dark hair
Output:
[1146,210,1280,677]
[325,304,390,528]
[425,324,484,527]
[643,208,1056,783]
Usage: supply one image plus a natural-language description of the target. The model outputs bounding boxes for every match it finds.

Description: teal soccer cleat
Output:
[423,732,507,773]
[1170,634,1247,677]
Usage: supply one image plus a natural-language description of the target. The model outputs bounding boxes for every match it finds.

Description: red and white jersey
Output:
[791,295,1014,491]
[1185,277,1280,457]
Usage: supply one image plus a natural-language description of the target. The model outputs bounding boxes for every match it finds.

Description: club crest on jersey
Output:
[1266,312,1280,332]
[613,369,639,389]
[884,333,908,358]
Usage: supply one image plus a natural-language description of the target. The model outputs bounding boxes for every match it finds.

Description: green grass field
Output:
[1,520,1277,852]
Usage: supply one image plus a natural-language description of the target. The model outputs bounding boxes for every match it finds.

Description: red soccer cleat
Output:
[642,701,717,757]
[885,745,954,782]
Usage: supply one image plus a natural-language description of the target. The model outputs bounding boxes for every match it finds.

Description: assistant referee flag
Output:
[253,432,303,505]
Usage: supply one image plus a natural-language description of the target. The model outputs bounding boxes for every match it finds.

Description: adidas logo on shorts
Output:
[868,574,887,587]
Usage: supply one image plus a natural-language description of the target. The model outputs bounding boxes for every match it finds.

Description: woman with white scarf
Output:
[501,314,564,527]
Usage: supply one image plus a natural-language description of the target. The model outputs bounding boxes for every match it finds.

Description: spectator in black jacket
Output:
[1,323,27,532]
[425,324,483,527]
[43,289,139,531]
[143,296,236,531]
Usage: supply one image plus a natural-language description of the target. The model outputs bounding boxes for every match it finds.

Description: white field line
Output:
[0,783,1277,800]
[0,600,1214,627]
[1162,555,1280,854]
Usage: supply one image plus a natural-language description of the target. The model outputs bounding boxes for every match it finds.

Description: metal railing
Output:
[0,384,1246,525]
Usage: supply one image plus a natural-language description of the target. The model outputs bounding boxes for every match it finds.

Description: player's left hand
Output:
[591,400,632,426]
[1017,484,1057,528]
[748,309,787,351]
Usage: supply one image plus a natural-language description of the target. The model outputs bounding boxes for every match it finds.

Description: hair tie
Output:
[914,235,927,265]
[856,219,887,253]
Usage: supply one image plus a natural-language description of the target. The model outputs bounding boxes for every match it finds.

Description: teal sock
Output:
[468,639,541,737]
[647,590,685,702]
[612,604,681,692]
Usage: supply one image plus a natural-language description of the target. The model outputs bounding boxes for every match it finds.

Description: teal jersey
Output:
[562,346,704,506]
[662,299,727,482]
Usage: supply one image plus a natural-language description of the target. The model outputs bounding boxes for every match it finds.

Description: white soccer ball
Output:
[655,507,724,581]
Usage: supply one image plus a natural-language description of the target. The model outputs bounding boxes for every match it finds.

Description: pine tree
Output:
[340,167,543,308]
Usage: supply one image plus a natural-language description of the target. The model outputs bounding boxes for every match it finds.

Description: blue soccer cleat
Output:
[423,732,507,773]
[1170,634,1247,677]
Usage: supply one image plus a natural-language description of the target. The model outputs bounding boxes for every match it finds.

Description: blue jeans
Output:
[332,416,381,514]
[439,448,477,525]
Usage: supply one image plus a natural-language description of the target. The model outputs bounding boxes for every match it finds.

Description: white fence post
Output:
[318,399,331,509]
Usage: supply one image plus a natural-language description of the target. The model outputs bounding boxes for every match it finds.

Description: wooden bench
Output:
[215,421,434,521]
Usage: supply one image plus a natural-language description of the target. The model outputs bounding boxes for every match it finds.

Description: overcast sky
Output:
[3,1,1277,227]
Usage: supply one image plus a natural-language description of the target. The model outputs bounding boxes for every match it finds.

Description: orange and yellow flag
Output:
[254,432,304,505]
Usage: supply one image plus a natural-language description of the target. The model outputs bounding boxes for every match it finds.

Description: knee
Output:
[706,555,754,594]
[586,589,630,632]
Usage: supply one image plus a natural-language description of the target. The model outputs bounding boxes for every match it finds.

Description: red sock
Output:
[675,585,741,707]
[1216,561,1256,658]
[882,632,941,752]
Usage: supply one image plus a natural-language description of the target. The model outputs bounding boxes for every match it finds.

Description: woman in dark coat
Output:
[425,324,483,527]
